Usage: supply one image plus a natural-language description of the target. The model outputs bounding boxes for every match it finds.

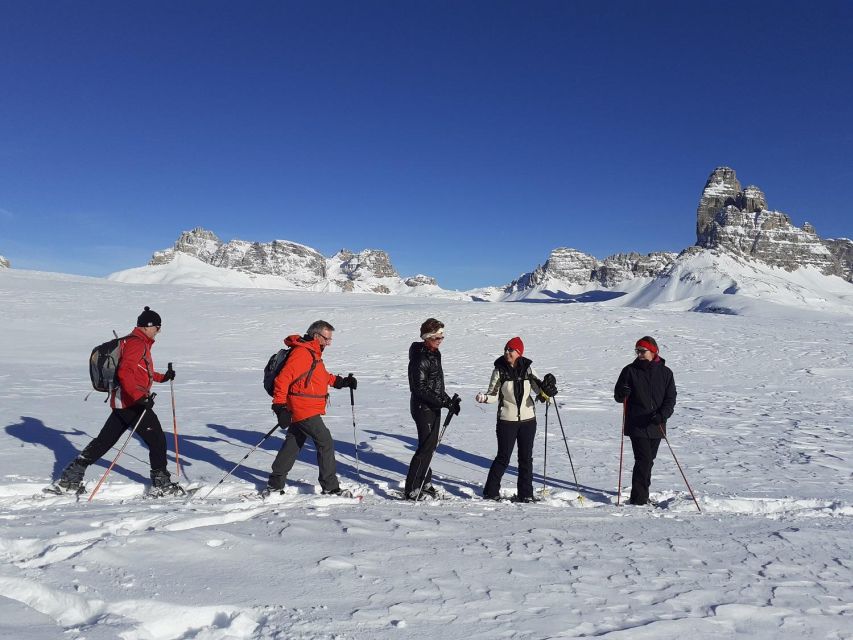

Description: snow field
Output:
[0,269,852,639]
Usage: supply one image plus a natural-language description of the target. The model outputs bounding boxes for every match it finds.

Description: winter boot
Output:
[149,469,186,497]
[260,486,284,499]
[54,456,90,493]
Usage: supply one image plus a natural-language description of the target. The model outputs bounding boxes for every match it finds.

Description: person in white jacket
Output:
[476,337,557,502]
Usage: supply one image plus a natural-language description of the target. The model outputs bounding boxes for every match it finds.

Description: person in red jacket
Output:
[263,320,357,498]
[49,307,182,496]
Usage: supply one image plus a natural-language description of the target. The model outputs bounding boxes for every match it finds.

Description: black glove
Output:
[650,412,663,425]
[541,373,558,397]
[333,374,358,390]
[162,369,176,382]
[619,384,631,399]
[447,396,461,416]
[271,403,292,428]
[138,394,155,410]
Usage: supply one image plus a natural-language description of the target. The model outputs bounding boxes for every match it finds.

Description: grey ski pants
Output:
[268,415,340,492]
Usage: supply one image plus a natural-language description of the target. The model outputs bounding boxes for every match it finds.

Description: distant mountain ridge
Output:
[139,228,442,295]
[0,255,9,269]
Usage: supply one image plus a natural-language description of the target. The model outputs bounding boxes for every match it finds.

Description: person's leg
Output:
[268,424,308,490]
[405,407,441,496]
[57,408,136,487]
[133,410,168,472]
[484,420,518,498]
[299,416,341,493]
[629,437,655,505]
[516,419,537,499]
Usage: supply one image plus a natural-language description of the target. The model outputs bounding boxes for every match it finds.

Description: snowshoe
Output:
[322,488,355,498]
[260,486,285,499]
[511,495,540,504]
[148,469,186,498]
[43,481,86,496]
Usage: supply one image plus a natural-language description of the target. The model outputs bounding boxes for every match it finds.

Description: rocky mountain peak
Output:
[0,255,9,269]
[694,168,846,276]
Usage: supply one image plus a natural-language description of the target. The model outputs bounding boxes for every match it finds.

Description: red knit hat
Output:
[505,336,524,356]
[635,337,659,355]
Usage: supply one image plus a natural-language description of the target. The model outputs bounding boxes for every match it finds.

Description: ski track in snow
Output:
[1,270,852,639]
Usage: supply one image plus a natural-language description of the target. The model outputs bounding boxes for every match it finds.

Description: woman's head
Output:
[635,336,658,361]
[420,318,445,349]
[504,336,524,366]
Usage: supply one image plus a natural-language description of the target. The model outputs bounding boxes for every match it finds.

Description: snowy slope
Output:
[1,268,852,639]
[613,248,853,316]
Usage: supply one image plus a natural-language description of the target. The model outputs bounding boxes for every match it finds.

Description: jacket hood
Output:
[130,326,155,345]
[285,334,322,356]
[493,355,532,371]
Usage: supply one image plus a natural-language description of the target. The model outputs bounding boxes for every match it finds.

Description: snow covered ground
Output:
[1,268,852,639]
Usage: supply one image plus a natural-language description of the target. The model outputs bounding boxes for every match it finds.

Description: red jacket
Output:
[272,335,338,423]
[112,327,165,409]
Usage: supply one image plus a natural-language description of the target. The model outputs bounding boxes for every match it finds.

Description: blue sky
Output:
[1,1,851,289]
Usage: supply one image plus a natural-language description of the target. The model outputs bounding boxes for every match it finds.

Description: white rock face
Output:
[135,228,440,294]
[0,255,9,269]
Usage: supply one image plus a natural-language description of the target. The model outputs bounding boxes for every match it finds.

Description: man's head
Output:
[137,306,162,339]
[307,320,335,350]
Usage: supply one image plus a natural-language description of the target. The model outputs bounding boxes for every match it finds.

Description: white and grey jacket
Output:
[482,356,544,422]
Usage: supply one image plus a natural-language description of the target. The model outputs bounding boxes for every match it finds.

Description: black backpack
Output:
[89,333,134,397]
[262,346,319,397]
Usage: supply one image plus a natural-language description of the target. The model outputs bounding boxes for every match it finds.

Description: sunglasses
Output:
[429,336,445,342]
[505,348,517,353]
[635,348,648,354]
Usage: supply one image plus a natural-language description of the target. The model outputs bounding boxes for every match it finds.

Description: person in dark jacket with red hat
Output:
[614,336,677,505]
[49,307,182,496]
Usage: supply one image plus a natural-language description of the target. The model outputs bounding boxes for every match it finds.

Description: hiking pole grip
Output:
[348,372,354,406]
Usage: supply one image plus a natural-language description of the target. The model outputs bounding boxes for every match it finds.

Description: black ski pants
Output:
[484,418,537,499]
[629,436,661,505]
[81,406,168,471]
[404,402,441,495]
[268,415,340,493]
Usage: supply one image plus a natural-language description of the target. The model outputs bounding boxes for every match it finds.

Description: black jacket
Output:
[614,357,677,438]
[408,342,450,411]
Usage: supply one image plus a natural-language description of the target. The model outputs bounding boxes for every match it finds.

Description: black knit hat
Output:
[137,306,162,328]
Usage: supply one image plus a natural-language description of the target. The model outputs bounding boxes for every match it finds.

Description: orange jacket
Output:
[272,335,337,423]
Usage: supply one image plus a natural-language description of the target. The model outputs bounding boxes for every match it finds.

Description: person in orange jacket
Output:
[49,307,182,496]
[263,320,357,498]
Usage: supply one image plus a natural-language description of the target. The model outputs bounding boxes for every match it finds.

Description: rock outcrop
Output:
[0,255,9,269]
[505,247,675,293]
[825,238,853,282]
[148,228,437,293]
[695,167,843,275]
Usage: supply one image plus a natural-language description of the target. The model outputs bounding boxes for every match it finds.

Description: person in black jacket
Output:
[404,318,460,500]
[613,336,677,506]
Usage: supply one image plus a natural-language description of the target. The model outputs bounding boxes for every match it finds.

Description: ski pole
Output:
[552,400,579,491]
[348,373,360,479]
[658,424,701,513]
[541,401,549,495]
[168,362,181,478]
[617,399,626,506]
[198,423,281,501]
[88,394,155,502]
[413,394,459,503]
